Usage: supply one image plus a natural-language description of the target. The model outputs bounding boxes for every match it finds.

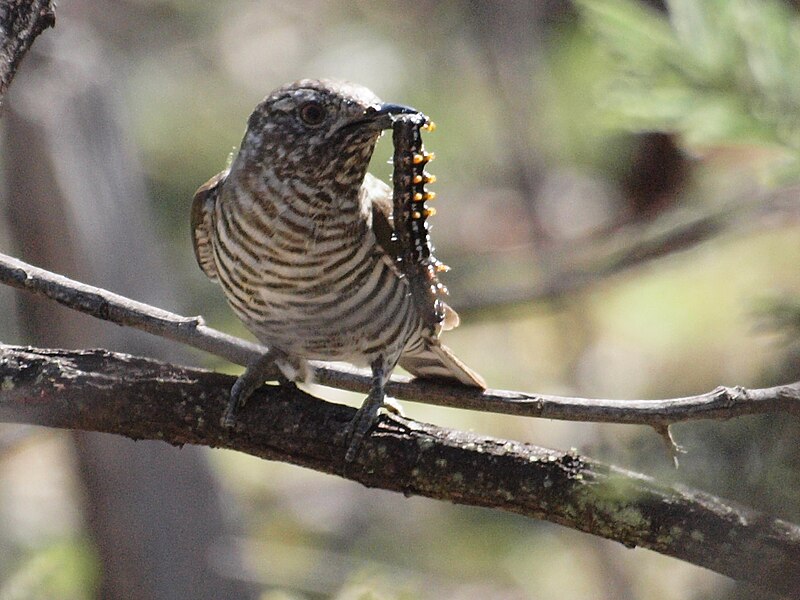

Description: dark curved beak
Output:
[341,102,421,132]
[369,103,419,120]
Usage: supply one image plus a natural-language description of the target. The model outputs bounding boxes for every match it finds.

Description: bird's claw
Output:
[221,376,249,429]
[344,392,385,462]
[220,348,289,429]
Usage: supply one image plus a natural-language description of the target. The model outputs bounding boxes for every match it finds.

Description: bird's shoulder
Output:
[361,173,401,263]
[191,170,228,280]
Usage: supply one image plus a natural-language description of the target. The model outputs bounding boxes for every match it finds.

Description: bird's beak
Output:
[369,103,420,121]
[341,102,421,132]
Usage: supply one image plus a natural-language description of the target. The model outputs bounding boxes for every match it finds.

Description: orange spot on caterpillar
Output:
[412,151,435,164]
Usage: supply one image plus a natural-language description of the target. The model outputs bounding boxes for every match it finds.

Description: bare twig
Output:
[0,251,798,429]
[0,344,798,595]
[0,0,56,103]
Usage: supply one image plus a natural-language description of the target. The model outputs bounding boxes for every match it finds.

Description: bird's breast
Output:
[210,183,417,361]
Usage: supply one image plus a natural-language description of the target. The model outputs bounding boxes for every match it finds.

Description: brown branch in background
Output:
[0,0,55,102]
[457,184,800,314]
[0,344,798,595]
[0,251,798,429]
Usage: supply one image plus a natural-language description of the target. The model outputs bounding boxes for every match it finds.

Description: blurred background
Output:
[1,0,799,598]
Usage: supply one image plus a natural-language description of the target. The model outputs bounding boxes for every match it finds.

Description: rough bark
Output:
[1,344,799,597]
[0,0,55,102]
[0,251,798,429]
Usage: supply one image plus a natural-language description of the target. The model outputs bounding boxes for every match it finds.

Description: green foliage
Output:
[0,539,97,600]
[754,295,800,340]
[577,0,800,178]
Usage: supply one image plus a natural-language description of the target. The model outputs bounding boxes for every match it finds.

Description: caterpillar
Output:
[391,113,450,333]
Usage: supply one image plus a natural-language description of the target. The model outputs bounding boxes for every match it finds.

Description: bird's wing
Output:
[191,170,227,281]
[364,172,461,331]
[367,175,486,389]
[364,173,401,264]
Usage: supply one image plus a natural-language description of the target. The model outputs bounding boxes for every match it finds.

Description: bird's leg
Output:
[345,358,389,462]
[222,347,287,428]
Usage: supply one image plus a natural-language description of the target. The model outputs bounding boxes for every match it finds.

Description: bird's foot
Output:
[221,349,285,429]
[345,389,385,462]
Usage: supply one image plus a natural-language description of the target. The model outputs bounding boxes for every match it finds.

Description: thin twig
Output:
[0,344,798,596]
[0,251,798,428]
[457,184,800,313]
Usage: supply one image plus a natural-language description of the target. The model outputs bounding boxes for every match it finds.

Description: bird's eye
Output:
[299,101,326,126]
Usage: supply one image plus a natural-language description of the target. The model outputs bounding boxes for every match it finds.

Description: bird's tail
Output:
[399,343,486,389]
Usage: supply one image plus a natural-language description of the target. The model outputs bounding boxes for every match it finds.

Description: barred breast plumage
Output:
[191,79,484,460]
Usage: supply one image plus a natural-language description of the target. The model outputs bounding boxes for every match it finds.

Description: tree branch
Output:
[0,0,55,103]
[0,251,798,430]
[0,344,798,595]
[457,184,800,313]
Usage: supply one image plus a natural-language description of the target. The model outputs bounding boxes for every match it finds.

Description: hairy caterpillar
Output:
[391,113,450,333]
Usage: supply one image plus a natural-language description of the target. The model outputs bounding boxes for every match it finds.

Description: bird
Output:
[191,79,485,461]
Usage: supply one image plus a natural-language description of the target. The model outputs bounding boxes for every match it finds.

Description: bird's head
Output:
[235,79,419,194]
